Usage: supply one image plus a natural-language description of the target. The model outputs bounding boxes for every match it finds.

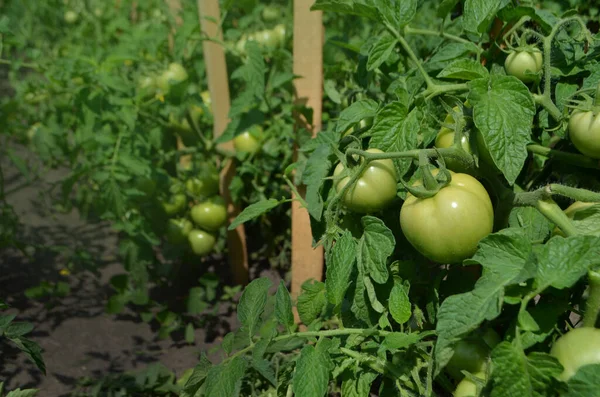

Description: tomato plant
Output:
[504,49,543,83]
[333,148,398,213]
[400,171,494,264]
[569,110,600,159]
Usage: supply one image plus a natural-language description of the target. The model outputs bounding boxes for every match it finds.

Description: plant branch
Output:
[532,94,563,122]
[583,271,600,328]
[527,144,600,169]
[547,184,600,202]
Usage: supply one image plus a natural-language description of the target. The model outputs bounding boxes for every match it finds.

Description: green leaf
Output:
[228,199,281,230]
[297,280,327,325]
[106,293,128,314]
[435,230,532,374]
[253,359,277,386]
[324,80,341,104]
[498,6,559,34]
[293,345,330,397]
[379,0,417,28]
[238,278,272,338]
[187,287,208,315]
[358,216,395,284]
[382,332,424,351]
[203,356,247,397]
[335,99,379,134]
[6,389,39,397]
[233,41,266,99]
[424,42,480,72]
[343,265,377,328]
[326,231,357,306]
[508,207,552,242]
[5,322,34,338]
[437,0,460,18]
[311,0,380,20]
[370,103,418,177]
[571,206,600,236]
[437,59,489,81]
[302,144,333,221]
[275,281,294,331]
[564,364,600,397]
[7,149,31,183]
[0,314,16,330]
[185,323,195,344]
[468,75,536,184]
[341,371,378,397]
[183,354,213,396]
[490,343,562,397]
[363,276,385,313]
[463,0,502,34]
[533,236,600,292]
[9,337,46,374]
[388,283,411,325]
[367,35,397,71]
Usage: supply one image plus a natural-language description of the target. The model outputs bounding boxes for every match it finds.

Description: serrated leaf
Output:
[311,0,380,20]
[228,199,280,230]
[370,103,418,177]
[183,354,213,396]
[363,276,385,313]
[6,389,38,397]
[388,283,411,325]
[9,337,46,374]
[367,35,397,71]
[437,58,489,80]
[533,236,600,292]
[437,0,460,18]
[253,359,277,386]
[234,41,266,99]
[468,75,535,184]
[275,281,294,331]
[435,230,531,374]
[424,42,480,72]
[335,99,379,134]
[292,345,330,397]
[358,216,395,284]
[301,144,333,221]
[238,278,272,338]
[340,371,378,397]
[5,322,34,338]
[0,314,16,330]
[297,281,327,325]
[508,207,552,242]
[326,231,356,306]
[463,0,502,34]
[491,343,562,397]
[324,80,341,104]
[563,364,600,397]
[382,332,424,351]
[203,356,247,397]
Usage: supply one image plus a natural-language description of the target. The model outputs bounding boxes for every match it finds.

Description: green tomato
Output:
[188,229,216,256]
[446,339,490,380]
[551,327,600,381]
[186,174,220,198]
[234,128,262,154]
[453,372,486,397]
[135,176,157,196]
[255,29,279,49]
[400,171,493,264]
[333,148,398,213]
[262,6,281,22]
[481,328,501,349]
[201,90,212,114]
[504,50,543,83]
[64,10,78,24]
[568,110,600,159]
[166,218,193,244]
[161,193,187,216]
[435,108,472,172]
[156,63,188,94]
[272,24,286,47]
[191,197,227,231]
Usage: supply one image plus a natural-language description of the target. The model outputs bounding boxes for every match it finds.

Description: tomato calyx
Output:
[401,151,453,199]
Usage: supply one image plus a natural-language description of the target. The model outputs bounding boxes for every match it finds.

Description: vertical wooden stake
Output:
[198,0,249,285]
[291,1,325,305]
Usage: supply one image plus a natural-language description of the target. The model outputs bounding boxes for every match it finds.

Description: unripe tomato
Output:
[550,327,600,381]
[156,63,188,94]
[64,10,78,24]
[446,339,490,380]
[453,372,486,397]
[568,110,600,159]
[135,176,157,196]
[186,174,220,198]
[333,148,398,213]
[262,6,281,22]
[400,171,493,264]
[234,127,263,154]
[272,24,286,47]
[161,193,187,216]
[188,229,216,256]
[504,50,543,83]
[435,108,472,172]
[166,218,193,244]
[190,197,227,231]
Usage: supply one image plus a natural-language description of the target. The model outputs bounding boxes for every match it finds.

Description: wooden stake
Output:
[198,0,249,285]
[291,1,325,304]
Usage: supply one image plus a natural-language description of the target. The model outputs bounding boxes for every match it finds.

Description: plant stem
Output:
[404,26,472,45]
[532,94,563,121]
[583,271,600,328]
[527,144,600,169]
[0,58,41,70]
[535,198,579,237]
[547,184,600,202]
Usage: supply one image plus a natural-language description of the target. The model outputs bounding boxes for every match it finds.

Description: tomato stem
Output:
[547,184,600,203]
[535,198,579,237]
[527,144,600,169]
[583,271,600,328]
[532,94,562,122]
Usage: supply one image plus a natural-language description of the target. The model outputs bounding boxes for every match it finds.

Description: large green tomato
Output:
[446,339,490,380]
[161,193,187,216]
[186,174,220,198]
[156,63,188,94]
[504,50,543,82]
[400,171,493,263]
[551,327,600,381]
[333,148,398,213]
[568,110,600,159]
[188,229,216,256]
[190,198,227,231]
[453,372,486,397]
[166,218,193,244]
[234,127,262,154]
